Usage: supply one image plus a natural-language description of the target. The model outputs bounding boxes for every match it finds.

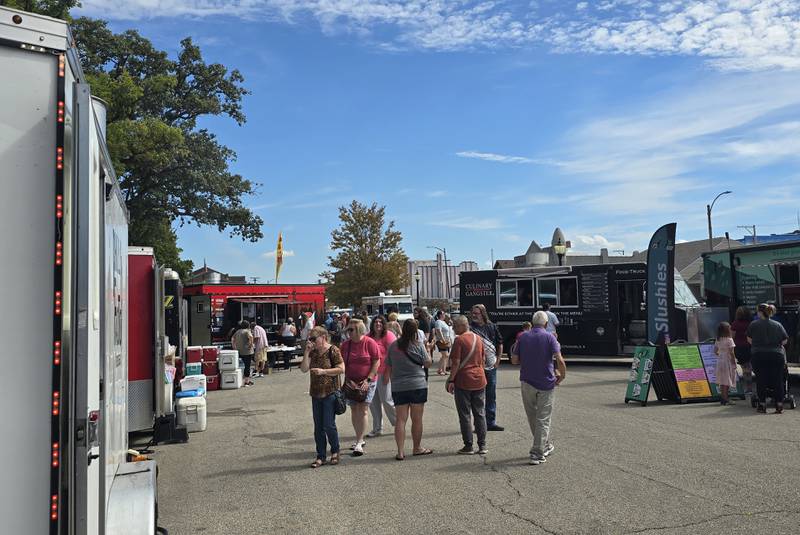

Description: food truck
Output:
[459,262,697,357]
[183,283,325,346]
[703,240,800,362]
[361,292,414,322]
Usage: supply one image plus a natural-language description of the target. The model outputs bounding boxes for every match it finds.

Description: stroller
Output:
[750,362,797,410]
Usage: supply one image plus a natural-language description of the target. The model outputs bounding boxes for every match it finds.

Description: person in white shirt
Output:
[543,303,560,338]
[433,310,454,375]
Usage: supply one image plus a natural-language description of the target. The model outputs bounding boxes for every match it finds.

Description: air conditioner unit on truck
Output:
[0,7,161,535]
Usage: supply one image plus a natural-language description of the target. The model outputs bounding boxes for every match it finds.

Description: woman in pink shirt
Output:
[367,316,397,438]
[340,319,380,456]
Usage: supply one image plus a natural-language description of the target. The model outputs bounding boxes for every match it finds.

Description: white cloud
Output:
[262,249,296,258]
[77,1,800,71]
[456,150,549,165]
[431,217,506,230]
[426,190,447,198]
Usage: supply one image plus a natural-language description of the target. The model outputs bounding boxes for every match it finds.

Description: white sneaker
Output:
[543,443,555,457]
[349,440,365,450]
[351,443,365,457]
[529,456,546,465]
[366,430,382,438]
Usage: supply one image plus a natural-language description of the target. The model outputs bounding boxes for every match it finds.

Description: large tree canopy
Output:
[322,201,408,307]
[8,1,265,279]
[68,18,262,278]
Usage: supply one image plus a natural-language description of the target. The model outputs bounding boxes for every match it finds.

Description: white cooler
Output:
[179,374,207,395]
[176,396,207,432]
[218,349,239,372]
[221,369,243,390]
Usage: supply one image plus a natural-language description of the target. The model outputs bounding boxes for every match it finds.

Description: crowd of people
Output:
[300,305,567,468]
[235,300,791,469]
[716,303,790,413]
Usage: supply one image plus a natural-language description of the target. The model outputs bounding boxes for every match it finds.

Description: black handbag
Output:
[332,376,347,415]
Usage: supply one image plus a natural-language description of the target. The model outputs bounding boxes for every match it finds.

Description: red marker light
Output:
[56,147,63,170]
[57,101,64,123]
[58,54,65,77]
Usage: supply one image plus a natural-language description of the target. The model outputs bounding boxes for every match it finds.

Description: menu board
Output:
[667,345,712,399]
[698,343,744,398]
[581,271,609,313]
[625,346,655,404]
[736,272,775,307]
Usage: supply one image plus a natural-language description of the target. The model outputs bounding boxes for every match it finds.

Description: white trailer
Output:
[0,7,159,535]
[361,292,415,322]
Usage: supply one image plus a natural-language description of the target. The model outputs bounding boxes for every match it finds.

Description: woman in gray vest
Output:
[747,303,789,413]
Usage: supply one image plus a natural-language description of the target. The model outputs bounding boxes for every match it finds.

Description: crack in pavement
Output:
[592,457,709,500]
[623,508,799,534]
[478,456,559,535]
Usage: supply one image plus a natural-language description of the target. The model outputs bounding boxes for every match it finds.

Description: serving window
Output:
[778,263,800,306]
[497,279,534,308]
[537,277,579,308]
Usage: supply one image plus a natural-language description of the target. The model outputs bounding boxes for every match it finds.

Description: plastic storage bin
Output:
[186,346,203,363]
[180,374,207,394]
[218,350,239,372]
[221,369,243,390]
[206,374,220,391]
[185,362,202,376]
[202,346,219,361]
[176,396,207,432]
[201,361,218,377]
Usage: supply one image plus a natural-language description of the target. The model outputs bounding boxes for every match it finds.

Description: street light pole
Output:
[707,190,732,251]
[414,270,421,307]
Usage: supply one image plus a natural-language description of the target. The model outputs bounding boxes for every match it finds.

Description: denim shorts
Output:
[346,379,378,406]
[392,388,428,406]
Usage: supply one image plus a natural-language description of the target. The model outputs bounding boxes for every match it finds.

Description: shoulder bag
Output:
[341,342,370,402]
[445,333,478,392]
[325,347,347,415]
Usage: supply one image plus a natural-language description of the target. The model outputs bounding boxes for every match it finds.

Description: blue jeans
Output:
[311,394,340,460]
[485,367,498,425]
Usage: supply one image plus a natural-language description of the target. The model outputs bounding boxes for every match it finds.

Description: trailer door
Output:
[190,295,212,346]
[0,42,58,535]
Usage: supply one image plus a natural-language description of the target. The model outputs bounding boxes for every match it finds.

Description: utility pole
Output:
[491,248,494,267]
[738,225,757,244]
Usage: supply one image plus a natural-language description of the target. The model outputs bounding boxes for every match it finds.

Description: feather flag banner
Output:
[275,232,284,282]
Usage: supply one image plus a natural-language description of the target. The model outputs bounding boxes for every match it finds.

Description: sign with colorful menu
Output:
[698,343,744,398]
[667,344,712,399]
[625,346,656,404]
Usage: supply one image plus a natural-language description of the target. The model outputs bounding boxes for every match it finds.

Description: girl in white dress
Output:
[715,322,737,405]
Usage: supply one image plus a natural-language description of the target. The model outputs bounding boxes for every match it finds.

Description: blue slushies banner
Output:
[646,223,676,345]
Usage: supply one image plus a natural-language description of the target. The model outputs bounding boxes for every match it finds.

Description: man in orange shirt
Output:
[446,316,488,455]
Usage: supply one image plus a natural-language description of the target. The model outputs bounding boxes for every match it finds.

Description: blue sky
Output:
[78,1,800,283]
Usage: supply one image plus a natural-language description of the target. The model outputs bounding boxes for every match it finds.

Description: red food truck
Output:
[183,283,326,346]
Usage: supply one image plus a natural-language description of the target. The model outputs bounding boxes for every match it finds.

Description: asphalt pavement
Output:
[153,362,800,535]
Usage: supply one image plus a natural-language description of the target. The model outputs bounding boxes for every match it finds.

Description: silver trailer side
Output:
[0,7,157,534]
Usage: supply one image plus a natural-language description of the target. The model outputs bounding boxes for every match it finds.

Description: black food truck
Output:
[460,262,695,357]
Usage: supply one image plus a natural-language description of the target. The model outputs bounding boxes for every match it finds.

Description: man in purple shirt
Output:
[511,310,567,465]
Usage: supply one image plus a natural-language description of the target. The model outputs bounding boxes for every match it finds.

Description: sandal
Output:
[329,453,340,465]
[412,448,433,456]
[310,459,325,468]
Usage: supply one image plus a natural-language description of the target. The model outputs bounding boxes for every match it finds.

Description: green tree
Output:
[322,201,408,307]
[66,18,262,279]
[9,0,264,280]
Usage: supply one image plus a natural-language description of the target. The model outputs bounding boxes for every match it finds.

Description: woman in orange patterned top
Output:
[301,326,345,467]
